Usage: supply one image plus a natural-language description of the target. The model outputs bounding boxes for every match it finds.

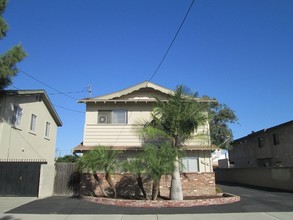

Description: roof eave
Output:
[2,90,63,126]
[78,98,216,104]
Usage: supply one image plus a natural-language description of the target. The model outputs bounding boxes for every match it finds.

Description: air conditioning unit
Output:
[98,115,108,124]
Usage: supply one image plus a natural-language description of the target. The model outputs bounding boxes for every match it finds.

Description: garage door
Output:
[0,162,45,196]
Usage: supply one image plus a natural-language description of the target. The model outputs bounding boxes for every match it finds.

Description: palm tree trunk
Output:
[152,179,160,200]
[137,174,148,199]
[170,155,183,200]
[93,173,108,197]
[105,172,117,198]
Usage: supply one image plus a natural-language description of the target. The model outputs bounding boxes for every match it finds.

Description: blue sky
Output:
[2,0,293,156]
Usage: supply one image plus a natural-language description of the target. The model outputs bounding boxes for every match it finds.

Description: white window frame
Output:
[98,110,128,125]
[30,114,37,132]
[181,157,199,173]
[45,122,50,138]
[112,109,127,124]
[11,105,23,127]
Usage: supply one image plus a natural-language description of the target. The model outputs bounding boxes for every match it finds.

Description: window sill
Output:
[28,131,36,136]
[44,137,50,141]
[11,125,22,131]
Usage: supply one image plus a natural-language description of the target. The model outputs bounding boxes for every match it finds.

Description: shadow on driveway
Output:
[6,184,293,215]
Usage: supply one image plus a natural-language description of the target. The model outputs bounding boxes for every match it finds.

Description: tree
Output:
[0,0,26,90]
[122,157,148,199]
[208,102,238,149]
[123,143,177,200]
[77,147,120,198]
[143,143,177,200]
[144,85,207,200]
[56,154,79,163]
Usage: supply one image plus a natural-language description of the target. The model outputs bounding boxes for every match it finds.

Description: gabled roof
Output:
[78,81,215,104]
[78,81,173,103]
[1,90,62,126]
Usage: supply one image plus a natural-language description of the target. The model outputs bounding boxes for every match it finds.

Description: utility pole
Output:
[88,84,92,97]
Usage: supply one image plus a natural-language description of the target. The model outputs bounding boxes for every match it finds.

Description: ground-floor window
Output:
[181,157,199,172]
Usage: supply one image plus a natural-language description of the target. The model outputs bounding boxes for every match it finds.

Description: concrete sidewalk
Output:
[2,212,293,220]
[0,197,36,213]
[0,197,293,220]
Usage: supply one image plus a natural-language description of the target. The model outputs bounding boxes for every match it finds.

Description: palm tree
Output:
[123,143,176,200]
[77,146,120,198]
[145,85,207,200]
[122,158,148,199]
[143,143,177,200]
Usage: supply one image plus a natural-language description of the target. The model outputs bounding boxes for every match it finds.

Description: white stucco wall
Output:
[0,94,58,165]
[38,164,55,198]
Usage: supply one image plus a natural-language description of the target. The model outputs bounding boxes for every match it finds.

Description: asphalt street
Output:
[5,183,293,215]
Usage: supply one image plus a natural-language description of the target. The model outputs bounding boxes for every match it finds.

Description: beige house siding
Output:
[82,103,213,172]
[83,102,153,147]
[83,102,211,148]
[84,125,141,147]
[79,82,215,173]
[0,91,61,165]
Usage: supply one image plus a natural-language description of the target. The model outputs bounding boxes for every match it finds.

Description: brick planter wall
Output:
[82,193,240,207]
[159,173,216,197]
[80,172,216,198]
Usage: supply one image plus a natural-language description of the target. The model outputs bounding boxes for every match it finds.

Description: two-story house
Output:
[0,90,62,196]
[229,120,293,168]
[0,90,62,164]
[74,81,216,173]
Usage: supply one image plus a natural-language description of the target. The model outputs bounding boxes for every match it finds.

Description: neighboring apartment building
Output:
[74,81,216,173]
[0,90,62,165]
[229,120,293,168]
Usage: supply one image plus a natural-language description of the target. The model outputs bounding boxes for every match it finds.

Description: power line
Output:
[11,85,20,89]
[147,0,196,84]
[10,83,87,97]
[49,86,89,96]
[48,90,87,96]
[9,77,84,114]
[113,1,196,146]
[53,104,84,114]
[19,68,78,100]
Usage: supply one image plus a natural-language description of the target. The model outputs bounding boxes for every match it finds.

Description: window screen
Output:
[181,157,199,172]
[98,110,127,124]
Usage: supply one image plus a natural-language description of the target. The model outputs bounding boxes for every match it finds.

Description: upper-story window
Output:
[45,122,50,138]
[30,114,37,132]
[98,110,128,124]
[11,104,23,127]
[273,133,280,145]
[258,137,264,148]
